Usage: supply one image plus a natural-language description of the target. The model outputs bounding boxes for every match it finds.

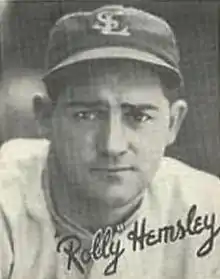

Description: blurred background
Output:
[0,0,219,175]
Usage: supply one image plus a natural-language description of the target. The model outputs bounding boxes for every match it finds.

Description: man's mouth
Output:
[90,166,136,173]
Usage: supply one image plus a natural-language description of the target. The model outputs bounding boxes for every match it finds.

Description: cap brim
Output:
[43,46,182,83]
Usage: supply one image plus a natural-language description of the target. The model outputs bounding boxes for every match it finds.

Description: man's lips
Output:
[90,166,136,173]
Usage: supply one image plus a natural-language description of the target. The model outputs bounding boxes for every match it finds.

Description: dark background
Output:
[0,0,219,175]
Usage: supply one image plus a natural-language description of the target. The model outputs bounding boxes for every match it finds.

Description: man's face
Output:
[49,60,177,208]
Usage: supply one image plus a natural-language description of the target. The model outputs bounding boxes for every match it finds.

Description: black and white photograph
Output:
[0,1,220,278]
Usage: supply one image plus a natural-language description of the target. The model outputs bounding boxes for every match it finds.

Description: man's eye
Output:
[73,111,96,120]
[72,110,105,121]
[125,111,153,123]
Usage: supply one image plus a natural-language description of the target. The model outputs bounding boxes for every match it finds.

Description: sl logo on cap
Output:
[92,10,130,36]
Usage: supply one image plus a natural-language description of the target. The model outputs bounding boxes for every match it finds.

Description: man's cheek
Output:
[137,139,165,177]
[80,131,97,162]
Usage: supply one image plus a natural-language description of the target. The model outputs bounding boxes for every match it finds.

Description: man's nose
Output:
[97,113,128,158]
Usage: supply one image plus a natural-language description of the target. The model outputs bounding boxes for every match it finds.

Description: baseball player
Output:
[0,5,220,279]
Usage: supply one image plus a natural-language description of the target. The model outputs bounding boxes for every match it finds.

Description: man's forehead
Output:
[56,64,165,107]
[62,59,162,88]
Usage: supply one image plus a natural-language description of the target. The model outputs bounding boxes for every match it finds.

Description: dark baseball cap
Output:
[43,5,183,96]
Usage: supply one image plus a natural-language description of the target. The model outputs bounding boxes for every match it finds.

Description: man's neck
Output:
[45,149,143,234]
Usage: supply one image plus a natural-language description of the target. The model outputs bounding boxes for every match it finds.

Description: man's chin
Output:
[95,188,144,209]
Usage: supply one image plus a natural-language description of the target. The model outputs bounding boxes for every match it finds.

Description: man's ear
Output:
[167,99,188,145]
[33,93,53,139]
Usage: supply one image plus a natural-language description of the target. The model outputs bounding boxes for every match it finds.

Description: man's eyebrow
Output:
[64,101,107,108]
[121,103,159,111]
[63,101,159,111]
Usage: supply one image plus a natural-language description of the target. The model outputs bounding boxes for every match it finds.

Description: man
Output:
[0,5,220,279]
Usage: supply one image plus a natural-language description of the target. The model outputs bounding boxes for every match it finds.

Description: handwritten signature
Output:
[56,204,220,276]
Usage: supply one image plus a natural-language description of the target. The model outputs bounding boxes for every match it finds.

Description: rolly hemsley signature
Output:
[56,204,220,276]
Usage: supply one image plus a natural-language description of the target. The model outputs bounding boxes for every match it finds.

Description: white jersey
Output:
[0,139,220,279]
